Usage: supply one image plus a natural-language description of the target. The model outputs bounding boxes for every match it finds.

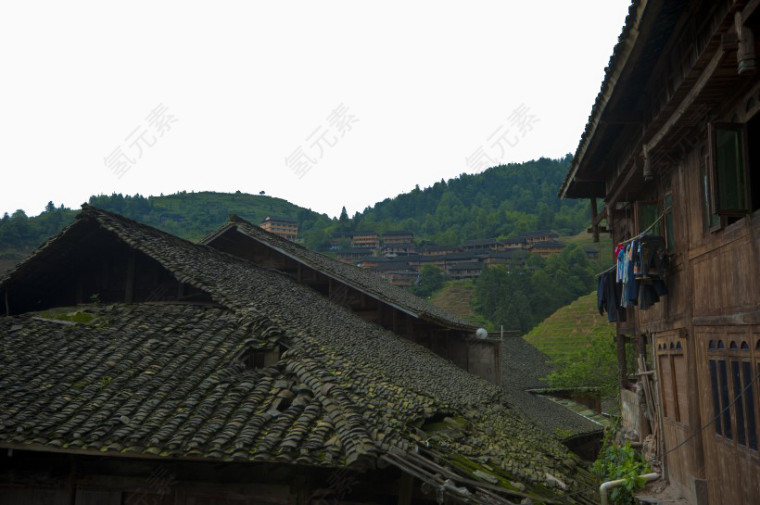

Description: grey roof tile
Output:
[0,207,599,503]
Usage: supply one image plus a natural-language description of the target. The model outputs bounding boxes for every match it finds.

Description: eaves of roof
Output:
[559,0,645,199]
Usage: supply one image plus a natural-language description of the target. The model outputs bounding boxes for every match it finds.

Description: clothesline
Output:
[594,206,671,278]
[595,265,615,278]
[618,205,671,246]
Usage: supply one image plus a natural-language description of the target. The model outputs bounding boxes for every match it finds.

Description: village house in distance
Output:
[562,1,760,504]
[258,216,299,242]
[329,229,590,287]
[256,212,599,288]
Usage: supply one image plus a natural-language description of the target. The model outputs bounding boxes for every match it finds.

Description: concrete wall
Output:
[467,339,500,385]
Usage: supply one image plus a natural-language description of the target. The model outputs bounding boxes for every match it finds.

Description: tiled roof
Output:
[197,216,598,439]
[0,304,389,466]
[0,303,597,500]
[0,207,599,502]
[204,217,477,331]
[531,240,566,249]
[447,261,483,271]
[501,337,554,392]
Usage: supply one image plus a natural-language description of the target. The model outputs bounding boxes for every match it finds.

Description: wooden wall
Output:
[0,451,413,505]
[609,90,760,503]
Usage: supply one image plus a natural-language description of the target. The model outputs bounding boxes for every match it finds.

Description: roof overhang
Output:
[560,0,650,200]
[562,1,744,203]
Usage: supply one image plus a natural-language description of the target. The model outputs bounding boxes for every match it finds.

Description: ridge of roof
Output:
[207,217,478,331]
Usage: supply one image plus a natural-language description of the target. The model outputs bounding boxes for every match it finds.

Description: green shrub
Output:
[591,420,651,505]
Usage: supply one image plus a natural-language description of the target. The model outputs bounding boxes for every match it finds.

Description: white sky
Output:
[0,1,630,219]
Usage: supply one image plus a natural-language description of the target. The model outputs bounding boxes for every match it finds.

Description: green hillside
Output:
[1,157,598,276]
[0,192,332,274]
[86,191,331,242]
[429,280,489,328]
[524,292,613,362]
[523,291,618,396]
[352,155,591,243]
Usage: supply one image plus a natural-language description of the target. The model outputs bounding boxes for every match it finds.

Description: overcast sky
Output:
[0,1,630,219]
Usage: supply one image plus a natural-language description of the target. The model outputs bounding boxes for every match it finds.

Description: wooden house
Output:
[375,267,419,289]
[528,240,566,259]
[462,239,500,252]
[0,206,600,504]
[380,230,414,246]
[259,216,298,241]
[334,248,374,264]
[415,244,463,257]
[561,1,760,503]
[350,232,380,250]
[446,261,484,280]
[521,231,560,245]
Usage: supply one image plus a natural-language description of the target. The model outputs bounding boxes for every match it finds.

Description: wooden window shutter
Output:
[709,123,750,216]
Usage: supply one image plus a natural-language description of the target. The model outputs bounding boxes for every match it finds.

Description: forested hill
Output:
[351,155,589,244]
[0,192,332,273]
[0,156,590,271]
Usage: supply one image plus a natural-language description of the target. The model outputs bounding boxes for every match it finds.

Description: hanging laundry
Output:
[597,268,627,322]
[596,234,669,316]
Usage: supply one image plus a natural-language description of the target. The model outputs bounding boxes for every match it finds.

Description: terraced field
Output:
[523,291,614,362]
[429,280,490,328]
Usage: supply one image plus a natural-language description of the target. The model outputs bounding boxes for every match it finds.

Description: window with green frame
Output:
[664,192,675,252]
[701,147,722,230]
[708,120,760,221]
[635,198,675,252]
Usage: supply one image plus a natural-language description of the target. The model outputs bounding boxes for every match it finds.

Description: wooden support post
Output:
[125,250,136,303]
[617,334,633,390]
[590,198,600,243]
[397,473,414,505]
[76,278,84,305]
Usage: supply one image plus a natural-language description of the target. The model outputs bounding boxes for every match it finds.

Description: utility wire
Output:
[520,363,760,505]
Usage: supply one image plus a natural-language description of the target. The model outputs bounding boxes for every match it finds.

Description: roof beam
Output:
[643,44,728,155]
[560,0,653,198]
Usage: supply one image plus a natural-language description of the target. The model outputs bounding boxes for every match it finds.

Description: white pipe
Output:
[599,473,660,505]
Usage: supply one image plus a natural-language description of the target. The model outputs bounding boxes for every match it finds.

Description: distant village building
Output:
[329,229,586,280]
[447,261,484,280]
[335,247,375,263]
[522,230,560,245]
[350,232,380,249]
[380,230,414,245]
[259,215,298,241]
[561,2,760,503]
[414,244,463,256]
[528,240,566,258]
